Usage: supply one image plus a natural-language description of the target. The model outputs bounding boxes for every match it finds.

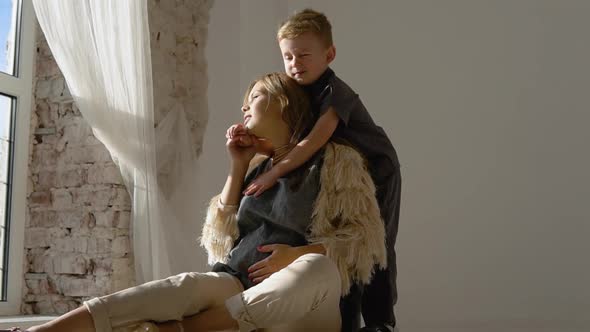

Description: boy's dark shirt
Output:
[303,67,400,181]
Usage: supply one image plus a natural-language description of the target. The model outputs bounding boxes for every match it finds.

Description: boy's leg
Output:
[339,284,363,332]
[84,271,243,332]
[361,168,402,328]
[225,253,342,332]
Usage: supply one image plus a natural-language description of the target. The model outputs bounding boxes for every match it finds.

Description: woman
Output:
[19,73,386,332]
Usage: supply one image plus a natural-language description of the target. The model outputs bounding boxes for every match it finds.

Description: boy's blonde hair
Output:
[243,72,312,144]
[277,8,333,48]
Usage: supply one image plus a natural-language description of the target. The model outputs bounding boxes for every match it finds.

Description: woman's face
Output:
[242,81,284,137]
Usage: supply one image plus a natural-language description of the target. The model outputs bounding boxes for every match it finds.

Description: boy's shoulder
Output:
[308,68,367,126]
[330,72,358,99]
[309,67,358,102]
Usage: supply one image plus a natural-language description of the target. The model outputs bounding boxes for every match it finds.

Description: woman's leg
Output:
[224,253,342,332]
[28,271,243,332]
[27,306,94,332]
[179,304,238,332]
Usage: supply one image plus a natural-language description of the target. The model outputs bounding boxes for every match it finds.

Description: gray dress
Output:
[211,151,324,289]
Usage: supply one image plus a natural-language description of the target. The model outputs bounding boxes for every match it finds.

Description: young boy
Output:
[233,8,401,332]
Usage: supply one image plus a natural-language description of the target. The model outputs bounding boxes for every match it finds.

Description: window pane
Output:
[0,94,8,301]
[0,0,20,76]
[0,137,7,187]
[0,94,12,187]
[0,183,6,300]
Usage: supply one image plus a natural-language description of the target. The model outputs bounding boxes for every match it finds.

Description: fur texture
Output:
[199,195,239,265]
[308,143,387,294]
[199,143,387,295]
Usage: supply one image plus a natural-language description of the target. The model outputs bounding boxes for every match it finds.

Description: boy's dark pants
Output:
[363,166,401,327]
[340,167,401,331]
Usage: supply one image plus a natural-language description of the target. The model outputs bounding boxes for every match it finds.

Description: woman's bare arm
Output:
[296,243,326,255]
[219,162,249,206]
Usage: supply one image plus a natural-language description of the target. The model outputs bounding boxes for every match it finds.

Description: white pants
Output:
[84,253,342,332]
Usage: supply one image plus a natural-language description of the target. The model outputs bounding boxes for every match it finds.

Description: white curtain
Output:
[33,0,203,284]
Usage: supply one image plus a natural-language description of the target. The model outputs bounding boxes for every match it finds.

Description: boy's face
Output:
[279,32,335,86]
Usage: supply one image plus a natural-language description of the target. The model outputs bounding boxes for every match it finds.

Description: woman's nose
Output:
[241,105,249,113]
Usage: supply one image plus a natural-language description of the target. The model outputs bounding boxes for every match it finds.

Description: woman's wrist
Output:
[229,161,249,174]
[296,243,326,256]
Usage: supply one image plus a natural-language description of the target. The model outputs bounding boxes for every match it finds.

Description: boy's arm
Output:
[243,108,339,196]
[274,107,339,175]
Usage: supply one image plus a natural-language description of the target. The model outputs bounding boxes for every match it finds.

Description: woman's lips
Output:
[244,116,251,124]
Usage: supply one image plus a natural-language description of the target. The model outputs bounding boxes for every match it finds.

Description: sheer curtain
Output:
[33,0,203,284]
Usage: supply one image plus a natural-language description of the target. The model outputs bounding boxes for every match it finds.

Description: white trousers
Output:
[84,253,342,332]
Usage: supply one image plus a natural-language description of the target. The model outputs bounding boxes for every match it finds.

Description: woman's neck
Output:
[262,125,291,151]
[257,129,293,162]
[272,142,295,164]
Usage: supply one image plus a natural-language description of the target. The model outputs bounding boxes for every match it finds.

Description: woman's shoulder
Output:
[247,154,270,173]
[323,141,367,167]
[319,142,372,191]
[243,154,272,183]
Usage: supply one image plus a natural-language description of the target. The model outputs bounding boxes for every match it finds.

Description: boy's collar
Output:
[304,67,335,95]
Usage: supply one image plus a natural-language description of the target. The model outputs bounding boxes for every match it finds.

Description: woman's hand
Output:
[226,123,253,147]
[225,124,257,166]
[247,244,302,284]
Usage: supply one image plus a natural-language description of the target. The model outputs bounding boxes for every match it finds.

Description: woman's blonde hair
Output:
[277,8,333,48]
[243,72,311,144]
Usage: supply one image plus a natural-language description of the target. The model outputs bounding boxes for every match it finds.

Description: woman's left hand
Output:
[247,244,301,284]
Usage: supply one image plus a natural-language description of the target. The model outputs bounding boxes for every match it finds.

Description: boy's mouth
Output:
[293,71,305,77]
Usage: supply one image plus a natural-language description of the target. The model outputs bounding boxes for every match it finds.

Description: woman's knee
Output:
[292,253,341,289]
[231,254,341,329]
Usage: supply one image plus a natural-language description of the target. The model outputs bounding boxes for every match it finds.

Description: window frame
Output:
[0,0,36,315]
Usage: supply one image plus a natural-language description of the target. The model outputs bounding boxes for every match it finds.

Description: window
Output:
[0,0,35,314]
[1,94,15,299]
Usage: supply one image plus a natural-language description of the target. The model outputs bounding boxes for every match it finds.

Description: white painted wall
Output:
[203,1,590,330]
[199,0,286,243]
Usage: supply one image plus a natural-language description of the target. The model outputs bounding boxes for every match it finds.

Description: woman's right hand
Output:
[226,123,252,146]
[226,124,257,166]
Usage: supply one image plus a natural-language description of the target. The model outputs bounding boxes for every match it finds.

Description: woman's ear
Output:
[326,45,336,64]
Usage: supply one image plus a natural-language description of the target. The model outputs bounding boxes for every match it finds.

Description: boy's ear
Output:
[326,45,336,63]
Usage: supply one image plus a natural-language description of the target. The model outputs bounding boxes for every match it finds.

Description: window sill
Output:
[0,315,57,329]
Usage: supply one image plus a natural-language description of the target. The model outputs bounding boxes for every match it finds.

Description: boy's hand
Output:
[243,169,279,197]
[226,123,253,147]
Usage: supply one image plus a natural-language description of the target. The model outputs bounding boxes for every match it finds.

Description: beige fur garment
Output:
[199,142,387,295]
